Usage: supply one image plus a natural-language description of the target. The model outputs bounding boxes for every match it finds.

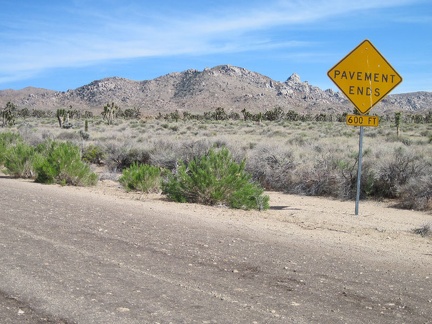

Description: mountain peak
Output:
[286,73,301,83]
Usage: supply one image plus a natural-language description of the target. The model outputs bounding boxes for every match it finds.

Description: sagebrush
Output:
[119,163,162,193]
[162,147,269,210]
[3,141,42,178]
[35,141,98,186]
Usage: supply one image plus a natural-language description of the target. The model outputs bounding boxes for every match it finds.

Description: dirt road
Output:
[0,176,431,323]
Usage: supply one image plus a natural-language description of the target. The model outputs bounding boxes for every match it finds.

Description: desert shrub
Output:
[0,131,22,145]
[371,147,427,198]
[280,146,375,200]
[82,144,106,164]
[79,129,90,141]
[149,138,238,171]
[17,123,43,146]
[122,147,151,168]
[396,175,432,211]
[412,223,431,237]
[119,163,161,193]
[103,142,151,171]
[386,134,412,146]
[294,172,329,196]
[179,139,213,164]
[246,144,295,191]
[0,132,22,164]
[336,153,376,200]
[3,141,42,178]
[169,125,179,131]
[162,148,269,210]
[292,161,341,197]
[149,140,180,169]
[56,130,81,141]
[103,142,126,171]
[35,141,97,186]
[288,133,308,146]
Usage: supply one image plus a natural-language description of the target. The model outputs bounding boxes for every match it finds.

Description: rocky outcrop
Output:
[0,65,430,115]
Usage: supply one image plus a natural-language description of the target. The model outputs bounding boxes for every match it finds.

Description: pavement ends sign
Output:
[328,40,402,115]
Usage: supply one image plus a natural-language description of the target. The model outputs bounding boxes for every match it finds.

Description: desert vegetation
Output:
[0,133,97,186]
[412,223,432,237]
[162,147,269,210]
[1,104,431,211]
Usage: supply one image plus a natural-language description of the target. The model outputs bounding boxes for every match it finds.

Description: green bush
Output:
[162,148,269,210]
[0,132,22,164]
[82,144,106,164]
[35,141,98,186]
[119,163,161,193]
[3,141,42,178]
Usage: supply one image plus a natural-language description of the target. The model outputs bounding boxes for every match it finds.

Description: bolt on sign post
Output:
[328,40,402,215]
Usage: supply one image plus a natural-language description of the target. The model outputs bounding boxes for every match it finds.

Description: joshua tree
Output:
[56,108,73,128]
[102,102,119,125]
[56,109,66,128]
[213,107,228,121]
[241,108,253,121]
[395,112,402,137]
[123,107,141,119]
[2,102,17,127]
[264,106,284,121]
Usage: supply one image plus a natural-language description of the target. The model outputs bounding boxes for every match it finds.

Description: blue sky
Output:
[0,0,430,94]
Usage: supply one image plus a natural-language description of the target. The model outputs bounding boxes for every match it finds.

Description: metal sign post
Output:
[355,126,364,216]
[327,39,402,215]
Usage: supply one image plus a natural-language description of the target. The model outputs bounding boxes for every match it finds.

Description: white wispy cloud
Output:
[0,0,423,85]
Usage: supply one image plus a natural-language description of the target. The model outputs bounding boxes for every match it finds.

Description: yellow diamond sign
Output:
[328,39,402,115]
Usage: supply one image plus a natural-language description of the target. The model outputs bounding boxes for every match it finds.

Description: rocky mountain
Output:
[1,65,431,116]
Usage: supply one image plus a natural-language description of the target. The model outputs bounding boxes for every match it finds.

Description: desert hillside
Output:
[1,65,431,115]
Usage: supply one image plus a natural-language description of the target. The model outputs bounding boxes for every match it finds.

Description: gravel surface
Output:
[1,175,431,323]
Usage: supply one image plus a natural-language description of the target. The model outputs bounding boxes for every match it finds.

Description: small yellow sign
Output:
[346,114,379,127]
[328,40,402,115]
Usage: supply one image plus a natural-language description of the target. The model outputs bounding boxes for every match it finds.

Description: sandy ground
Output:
[1,173,432,323]
[3,170,432,260]
[82,178,432,265]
